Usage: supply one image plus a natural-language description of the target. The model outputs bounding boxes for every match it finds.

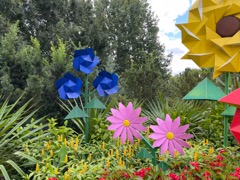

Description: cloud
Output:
[148,0,199,75]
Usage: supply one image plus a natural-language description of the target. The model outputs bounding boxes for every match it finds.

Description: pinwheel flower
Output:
[93,70,118,97]
[73,48,99,74]
[56,72,82,100]
[107,102,147,144]
[149,114,193,157]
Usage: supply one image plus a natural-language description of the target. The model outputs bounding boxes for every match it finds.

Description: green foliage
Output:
[0,95,49,179]
[122,52,171,100]
[22,118,154,179]
[168,68,213,99]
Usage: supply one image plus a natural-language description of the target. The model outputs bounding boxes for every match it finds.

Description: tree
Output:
[167,68,213,99]
[122,52,172,100]
[94,0,169,74]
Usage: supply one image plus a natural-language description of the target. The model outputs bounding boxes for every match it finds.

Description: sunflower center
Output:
[123,120,130,127]
[166,132,174,140]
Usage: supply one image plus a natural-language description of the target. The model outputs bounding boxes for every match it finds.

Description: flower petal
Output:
[113,126,124,139]
[165,114,173,131]
[107,116,123,123]
[172,140,184,155]
[149,133,166,140]
[168,141,175,158]
[156,118,168,133]
[160,139,169,155]
[118,102,126,119]
[152,137,166,148]
[131,117,147,124]
[108,123,123,131]
[171,117,180,132]
[126,128,134,144]
[131,124,147,131]
[150,125,164,133]
[173,124,190,134]
[174,138,191,148]
[121,127,127,144]
[127,102,133,109]
[129,127,142,139]
[128,108,141,120]
[175,133,193,140]
[111,109,124,119]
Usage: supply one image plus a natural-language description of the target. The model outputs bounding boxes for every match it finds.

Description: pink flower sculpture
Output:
[107,102,147,144]
[149,114,193,157]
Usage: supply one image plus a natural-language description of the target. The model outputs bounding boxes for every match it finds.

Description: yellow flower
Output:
[205,139,209,145]
[25,147,29,154]
[83,163,87,172]
[209,147,214,154]
[64,173,69,180]
[41,149,45,156]
[36,164,39,172]
[115,149,119,159]
[123,148,127,155]
[70,138,74,147]
[128,145,132,155]
[45,142,50,150]
[134,142,138,149]
[88,153,92,161]
[75,137,79,147]
[102,142,105,150]
[119,158,122,166]
[107,159,110,167]
[138,139,140,145]
[74,145,78,152]
[65,155,68,163]
[46,163,49,168]
[50,149,53,157]
[194,151,198,161]
[174,151,179,158]
[64,138,67,146]
[58,135,61,142]
[55,168,58,175]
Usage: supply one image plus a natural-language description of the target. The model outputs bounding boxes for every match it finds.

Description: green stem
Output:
[224,72,229,147]
[84,74,89,144]
[140,134,157,166]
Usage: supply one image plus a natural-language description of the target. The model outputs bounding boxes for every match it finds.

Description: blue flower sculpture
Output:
[93,70,118,97]
[73,48,99,74]
[56,72,83,100]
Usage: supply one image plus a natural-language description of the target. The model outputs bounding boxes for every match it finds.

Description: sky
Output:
[148,0,199,75]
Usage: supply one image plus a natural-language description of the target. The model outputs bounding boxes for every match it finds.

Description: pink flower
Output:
[107,102,147,144]
[149,114,193,157]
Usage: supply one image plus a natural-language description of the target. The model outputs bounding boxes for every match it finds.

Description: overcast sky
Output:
[148,0,199,75]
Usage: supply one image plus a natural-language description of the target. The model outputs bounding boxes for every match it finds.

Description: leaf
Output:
[14,151,40,164]
[6,160,26,177]
[0,165,10,180]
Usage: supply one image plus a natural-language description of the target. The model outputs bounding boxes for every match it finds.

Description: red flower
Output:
[236,167,240,172]
[216,155,224,161]
[168,173,180,180]
[122,172,130,178]
[203,172,211,180]
[48,178,58,180]
[190,162,200,171]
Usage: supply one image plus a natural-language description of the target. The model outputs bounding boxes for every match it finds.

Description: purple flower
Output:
[56,72,82,100]
[73,48,99,74]
[93,70,118,97]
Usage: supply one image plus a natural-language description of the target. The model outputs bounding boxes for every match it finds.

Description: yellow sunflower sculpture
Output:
[177,0,240,78]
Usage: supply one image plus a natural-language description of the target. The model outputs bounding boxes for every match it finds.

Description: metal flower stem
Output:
[84,74,89,144]
[140,134,157,166]
[224,72,229,147]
